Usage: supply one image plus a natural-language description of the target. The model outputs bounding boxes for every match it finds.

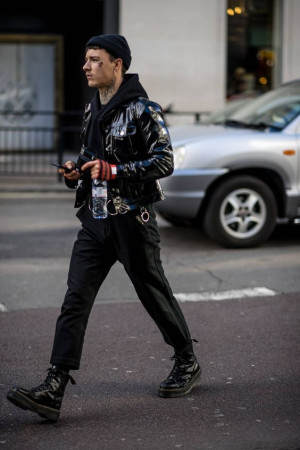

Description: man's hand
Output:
[81,159,117,180]
[59,161,81,181]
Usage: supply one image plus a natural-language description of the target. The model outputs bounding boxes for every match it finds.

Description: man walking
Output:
[7,34,201,422]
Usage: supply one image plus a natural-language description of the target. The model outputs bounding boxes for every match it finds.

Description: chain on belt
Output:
[107,199,150,223]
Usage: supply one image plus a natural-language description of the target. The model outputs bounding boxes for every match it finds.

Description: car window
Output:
[229,82,300,130]
[202,99,250,125]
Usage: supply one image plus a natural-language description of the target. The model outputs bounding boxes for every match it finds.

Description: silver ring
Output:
[141,210,150,222]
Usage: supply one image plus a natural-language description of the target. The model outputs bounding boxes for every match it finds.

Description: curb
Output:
[0,175,71,193]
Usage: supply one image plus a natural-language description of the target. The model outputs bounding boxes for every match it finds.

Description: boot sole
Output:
[6,389,60,422]
[158,367,202,398]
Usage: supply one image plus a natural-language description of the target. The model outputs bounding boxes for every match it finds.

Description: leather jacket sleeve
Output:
[115,99,174,181]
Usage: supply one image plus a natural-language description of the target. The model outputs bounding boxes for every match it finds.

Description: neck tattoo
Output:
[100,80,117,105]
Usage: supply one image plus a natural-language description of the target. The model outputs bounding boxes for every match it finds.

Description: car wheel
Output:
[203,175,277,248]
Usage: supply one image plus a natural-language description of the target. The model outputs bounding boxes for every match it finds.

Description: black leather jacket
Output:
[69,80,174,213]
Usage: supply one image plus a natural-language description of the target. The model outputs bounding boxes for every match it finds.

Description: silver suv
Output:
[156,80,300,248]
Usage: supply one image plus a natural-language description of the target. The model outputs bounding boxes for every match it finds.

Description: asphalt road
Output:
[0,194,300,311]
[0,190,300,450]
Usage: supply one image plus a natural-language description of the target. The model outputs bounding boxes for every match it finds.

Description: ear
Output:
[114,57,121,67]
[114,58,123,76]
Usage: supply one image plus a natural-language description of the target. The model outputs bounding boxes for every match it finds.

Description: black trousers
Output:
[50,204,193,370]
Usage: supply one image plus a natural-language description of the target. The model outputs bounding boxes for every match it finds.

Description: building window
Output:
[226,0,282,100]
[0,34,63,150]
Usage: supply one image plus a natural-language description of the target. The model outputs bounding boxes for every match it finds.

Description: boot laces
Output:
[32,368,75,392]
[169,355,188,378]
[32,368,58,392]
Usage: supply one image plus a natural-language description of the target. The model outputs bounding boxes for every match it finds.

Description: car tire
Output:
[203,175,277,248]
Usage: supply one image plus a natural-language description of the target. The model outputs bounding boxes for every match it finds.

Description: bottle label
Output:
[92,187,107,198]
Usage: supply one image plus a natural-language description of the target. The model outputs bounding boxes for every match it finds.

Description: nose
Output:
[83,61,90,71]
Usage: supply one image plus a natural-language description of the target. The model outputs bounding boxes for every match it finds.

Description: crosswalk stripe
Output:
[0,303,8,312]
[175,287,276,302]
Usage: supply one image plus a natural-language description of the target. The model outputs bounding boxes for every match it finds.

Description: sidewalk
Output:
[0,175,68,193]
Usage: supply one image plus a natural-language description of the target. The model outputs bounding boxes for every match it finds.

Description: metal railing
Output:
[0,111,82,176]
[0,109,205,176]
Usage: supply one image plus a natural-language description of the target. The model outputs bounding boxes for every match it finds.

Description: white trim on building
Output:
[120,0,299,122]
[282,0,300,83]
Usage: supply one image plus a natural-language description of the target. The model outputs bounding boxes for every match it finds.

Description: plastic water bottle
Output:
[91,179,108,219]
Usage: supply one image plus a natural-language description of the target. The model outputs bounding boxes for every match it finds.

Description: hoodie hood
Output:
[90,73,148,121]
[86,74,148,158]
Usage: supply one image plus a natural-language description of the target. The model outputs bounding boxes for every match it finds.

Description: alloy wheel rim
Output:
[220,188,267,239]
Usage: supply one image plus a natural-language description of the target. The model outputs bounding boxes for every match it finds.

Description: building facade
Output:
[120,0,300,123]
[0,0,299,126]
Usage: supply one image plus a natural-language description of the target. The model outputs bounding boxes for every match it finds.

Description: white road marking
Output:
[0,287,277,312]
[175,287,276,302]
[0,303,8,312]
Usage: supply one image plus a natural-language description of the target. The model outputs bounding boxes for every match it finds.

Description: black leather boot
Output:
[6,367,75,422]
[158,346,201,398]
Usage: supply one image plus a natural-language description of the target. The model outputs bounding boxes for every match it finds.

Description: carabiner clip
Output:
[140,207,150,223]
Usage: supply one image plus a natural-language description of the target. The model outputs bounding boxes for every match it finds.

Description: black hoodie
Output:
[86,74,148,158]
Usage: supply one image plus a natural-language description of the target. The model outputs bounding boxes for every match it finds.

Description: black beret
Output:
[86,34,132,70]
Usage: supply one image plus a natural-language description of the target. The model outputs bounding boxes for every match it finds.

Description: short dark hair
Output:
[86,45,127,77]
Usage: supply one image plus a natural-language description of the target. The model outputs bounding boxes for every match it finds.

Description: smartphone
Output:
[51,163,73,173]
